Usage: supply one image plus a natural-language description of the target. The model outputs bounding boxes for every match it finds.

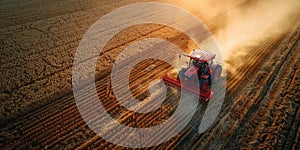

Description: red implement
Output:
[161,75,213,104]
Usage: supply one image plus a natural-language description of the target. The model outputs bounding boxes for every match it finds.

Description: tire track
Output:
[190,23,300,150]
[226,28,300,149]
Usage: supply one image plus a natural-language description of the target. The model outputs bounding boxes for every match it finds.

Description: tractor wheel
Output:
[177,69,185,79]
[212,65,222,84]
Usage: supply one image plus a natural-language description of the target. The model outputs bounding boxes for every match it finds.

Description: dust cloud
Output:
[215,0,300,60]
[171,0,299,75]
[211,0,300,75]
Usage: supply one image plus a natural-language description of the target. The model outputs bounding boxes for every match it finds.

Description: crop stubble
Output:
[0,0,299,149]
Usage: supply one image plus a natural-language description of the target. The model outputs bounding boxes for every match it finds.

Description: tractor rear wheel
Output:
[212,65,222,84]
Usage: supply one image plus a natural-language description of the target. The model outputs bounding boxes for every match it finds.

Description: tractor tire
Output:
[177,69,186,79]
[212,65,222,84]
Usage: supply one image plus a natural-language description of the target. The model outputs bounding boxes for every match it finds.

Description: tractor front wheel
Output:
[177,68,186,79]
[212,65,222,84]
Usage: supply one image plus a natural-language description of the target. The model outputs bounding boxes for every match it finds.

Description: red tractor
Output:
[162,49,222,104]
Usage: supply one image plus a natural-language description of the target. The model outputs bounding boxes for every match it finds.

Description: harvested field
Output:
[0,0,299,149]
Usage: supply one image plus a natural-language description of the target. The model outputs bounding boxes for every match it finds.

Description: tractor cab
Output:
[178,50,217,85]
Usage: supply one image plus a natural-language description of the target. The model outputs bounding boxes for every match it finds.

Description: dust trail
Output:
[171,0,299,75]
[214,0,300,73]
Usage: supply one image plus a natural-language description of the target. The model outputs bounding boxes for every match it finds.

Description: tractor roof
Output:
[189,49,216,62]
